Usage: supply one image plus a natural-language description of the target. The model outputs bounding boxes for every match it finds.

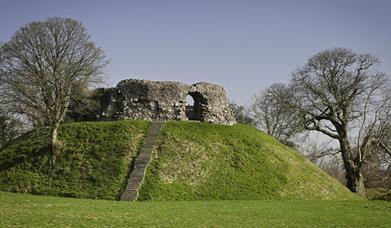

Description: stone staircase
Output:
[120,121,165,201]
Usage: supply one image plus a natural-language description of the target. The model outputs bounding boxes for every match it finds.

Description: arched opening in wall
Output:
[186,92,204,121]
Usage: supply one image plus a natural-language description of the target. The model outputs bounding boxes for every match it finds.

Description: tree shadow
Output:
[0,128,51,172]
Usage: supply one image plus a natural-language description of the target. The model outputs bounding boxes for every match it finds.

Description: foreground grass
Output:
[0,192,390,227]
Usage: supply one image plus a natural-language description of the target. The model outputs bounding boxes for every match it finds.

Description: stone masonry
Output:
[90,79,236,125]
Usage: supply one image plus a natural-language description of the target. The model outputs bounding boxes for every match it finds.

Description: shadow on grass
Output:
[0,128,51,172]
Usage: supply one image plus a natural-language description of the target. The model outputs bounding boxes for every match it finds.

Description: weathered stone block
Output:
[86,79,236,125]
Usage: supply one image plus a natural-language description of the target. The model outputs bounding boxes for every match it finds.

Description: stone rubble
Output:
[84,79,236,125]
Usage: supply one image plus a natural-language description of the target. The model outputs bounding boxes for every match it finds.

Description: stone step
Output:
[125,184,140,190]
[136,155,152,161]
[120,189,138,201]
[120,121,164,201]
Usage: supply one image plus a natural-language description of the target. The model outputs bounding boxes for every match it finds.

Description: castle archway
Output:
[186,91,205,121]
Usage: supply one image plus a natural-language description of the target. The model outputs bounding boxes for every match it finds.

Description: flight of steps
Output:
[120,121,165,201]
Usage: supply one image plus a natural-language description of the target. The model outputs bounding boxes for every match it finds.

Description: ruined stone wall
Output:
[91,79,236,125]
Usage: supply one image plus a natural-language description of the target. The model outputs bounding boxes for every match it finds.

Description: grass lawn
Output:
[1,192,390,227]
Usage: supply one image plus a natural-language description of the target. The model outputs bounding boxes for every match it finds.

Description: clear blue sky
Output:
[1,0,390,104]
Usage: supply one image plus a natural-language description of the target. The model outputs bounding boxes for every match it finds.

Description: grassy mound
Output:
[139,121,356,200]
[0,120,149,200]
[0,120,356,200]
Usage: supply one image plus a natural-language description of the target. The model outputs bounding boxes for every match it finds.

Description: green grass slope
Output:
[1,120,356,201]
[139,121,356,200]
[1,192,390,227]
[0,120,149,200]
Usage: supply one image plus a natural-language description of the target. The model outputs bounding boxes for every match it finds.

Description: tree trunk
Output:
[50,123,59,152]
[49,122,60,170]
[344,163,366,196]
[338,131,366,196]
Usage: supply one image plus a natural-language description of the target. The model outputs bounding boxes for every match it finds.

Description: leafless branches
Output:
[250,83,304,146]
[0,17,109,151]
[287,48,390,195]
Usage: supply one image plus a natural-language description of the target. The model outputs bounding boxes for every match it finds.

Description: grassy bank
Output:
[0,120,149,200]
[139,121,356,200]
[1,120,356,201]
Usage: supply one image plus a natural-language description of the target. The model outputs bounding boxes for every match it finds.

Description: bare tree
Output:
[300,138,347,185]
[288,48,390,195]
[251,83,304,146]
[229,101,254,125]
[0,17,109,153]
[363,118,391,189]
[0,107,24,149]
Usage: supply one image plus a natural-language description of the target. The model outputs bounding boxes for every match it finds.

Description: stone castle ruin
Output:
[81,79,236,125]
